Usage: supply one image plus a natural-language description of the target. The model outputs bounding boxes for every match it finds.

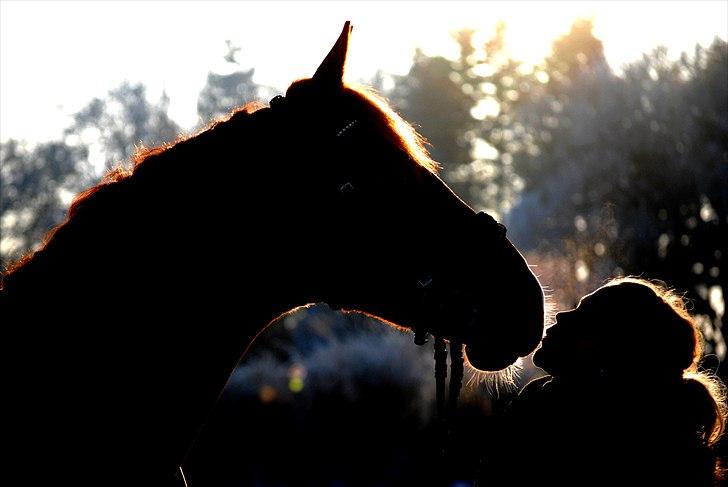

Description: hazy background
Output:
[1,1,727,485]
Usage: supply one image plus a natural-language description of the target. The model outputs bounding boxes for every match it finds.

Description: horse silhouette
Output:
[1,22,544,486]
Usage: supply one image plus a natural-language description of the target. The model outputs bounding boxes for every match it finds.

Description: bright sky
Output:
[1,1,726,144]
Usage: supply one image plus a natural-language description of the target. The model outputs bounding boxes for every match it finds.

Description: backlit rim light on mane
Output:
[341,82,441,175]
[127,81,439,180]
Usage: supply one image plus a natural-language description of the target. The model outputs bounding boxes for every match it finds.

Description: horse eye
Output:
[417,275,434,288]
[339,182,356,194]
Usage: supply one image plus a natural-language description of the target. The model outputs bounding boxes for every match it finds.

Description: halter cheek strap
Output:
[417,211,507,456]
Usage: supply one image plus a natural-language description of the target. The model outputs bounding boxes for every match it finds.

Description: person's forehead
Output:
[578,286,622,309]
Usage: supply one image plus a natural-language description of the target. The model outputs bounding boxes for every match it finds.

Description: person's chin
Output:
[533,348,546,369]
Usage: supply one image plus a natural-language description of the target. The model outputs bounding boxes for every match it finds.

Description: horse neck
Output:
[132,149,331,337]
[2,141,316,342]
[1,123,350,483]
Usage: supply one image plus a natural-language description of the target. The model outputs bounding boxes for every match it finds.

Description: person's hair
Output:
[600,277,727,448]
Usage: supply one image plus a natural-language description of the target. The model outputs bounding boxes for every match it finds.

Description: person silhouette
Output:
[481,277,726,486]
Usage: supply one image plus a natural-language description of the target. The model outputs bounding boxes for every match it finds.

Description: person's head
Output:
[534,277,726,446]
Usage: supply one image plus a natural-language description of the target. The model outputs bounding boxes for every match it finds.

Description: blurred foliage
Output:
[197,40,278,124]
[1,139,91,258]
[66,81,181,171]
[506,24,728,360]
[197,69,260,122]
[390,49,477,206]
[388,20,726,362]
[390,23,529,216]
[1,82,180,264]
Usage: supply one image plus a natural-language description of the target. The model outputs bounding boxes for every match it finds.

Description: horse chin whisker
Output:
[463,357,524,396]
[542,290,558,335]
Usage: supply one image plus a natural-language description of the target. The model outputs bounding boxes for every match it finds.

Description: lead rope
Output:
[448,340,464,423]
[434,336,448,436]
[432,336,464,458]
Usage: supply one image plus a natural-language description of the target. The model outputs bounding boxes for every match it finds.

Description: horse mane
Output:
[338,82,439,174]
[1,84,437,285]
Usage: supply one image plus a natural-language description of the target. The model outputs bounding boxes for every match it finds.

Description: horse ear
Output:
[312,21,352,88]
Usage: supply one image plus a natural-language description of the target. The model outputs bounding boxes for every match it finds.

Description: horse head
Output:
[259,22,544,371]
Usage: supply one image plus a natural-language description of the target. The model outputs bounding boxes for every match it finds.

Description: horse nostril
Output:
[417,276,433,288]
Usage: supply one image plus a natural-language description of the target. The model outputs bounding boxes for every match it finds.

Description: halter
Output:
[329,111,508,453]
[269,93,508,453]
